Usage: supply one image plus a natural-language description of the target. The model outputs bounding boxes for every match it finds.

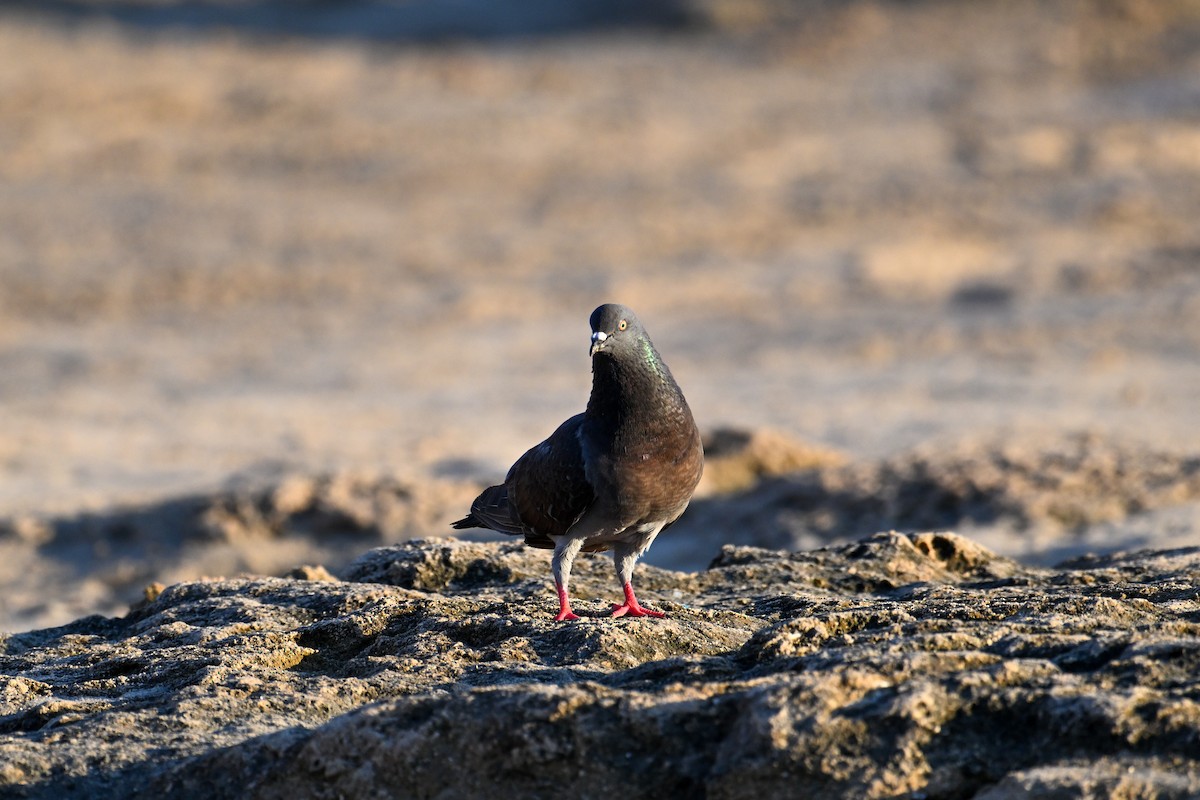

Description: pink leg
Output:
[611,582,666,619]
[555,581,580,621]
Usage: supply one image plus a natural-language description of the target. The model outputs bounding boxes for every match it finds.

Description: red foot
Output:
[611,602,666,618]
[555,581,579,622]
[610,582,666,619]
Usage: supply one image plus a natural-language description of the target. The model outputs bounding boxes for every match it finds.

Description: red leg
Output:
[555,581,580,621]
[611,582,666,619]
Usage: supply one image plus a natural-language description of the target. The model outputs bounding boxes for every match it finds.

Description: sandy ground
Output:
[1,0,1199,631]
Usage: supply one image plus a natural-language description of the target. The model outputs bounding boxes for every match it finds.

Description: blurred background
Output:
[1,0,1199,631]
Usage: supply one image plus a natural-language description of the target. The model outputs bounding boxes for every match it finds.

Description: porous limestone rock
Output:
[1,533,1198,799]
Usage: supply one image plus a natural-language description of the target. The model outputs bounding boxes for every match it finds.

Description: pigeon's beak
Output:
[589,330,608,357]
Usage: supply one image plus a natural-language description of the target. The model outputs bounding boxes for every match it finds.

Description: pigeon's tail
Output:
[452,484,527,536]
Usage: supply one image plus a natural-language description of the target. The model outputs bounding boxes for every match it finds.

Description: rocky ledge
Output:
[2,533,1199,799]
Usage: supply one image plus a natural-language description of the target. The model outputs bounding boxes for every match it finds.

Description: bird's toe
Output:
[611,602,666,619]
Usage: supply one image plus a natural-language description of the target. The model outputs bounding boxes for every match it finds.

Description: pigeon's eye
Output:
[618,319,628,331]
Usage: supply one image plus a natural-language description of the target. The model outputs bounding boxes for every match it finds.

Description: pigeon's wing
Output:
[451,414,596,546]
[508,414,596,547]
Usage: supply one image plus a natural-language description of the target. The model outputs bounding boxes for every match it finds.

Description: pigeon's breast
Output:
[582,421,703,529]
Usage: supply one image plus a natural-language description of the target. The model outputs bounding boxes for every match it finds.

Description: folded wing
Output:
[453,414,596,551]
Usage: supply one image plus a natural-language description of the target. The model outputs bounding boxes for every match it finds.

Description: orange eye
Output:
[618,319,627,331]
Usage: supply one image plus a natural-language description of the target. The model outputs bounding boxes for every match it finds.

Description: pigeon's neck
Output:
[586,337,690,432]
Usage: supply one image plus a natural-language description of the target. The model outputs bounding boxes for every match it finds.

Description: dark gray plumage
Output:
[452,303,704,620]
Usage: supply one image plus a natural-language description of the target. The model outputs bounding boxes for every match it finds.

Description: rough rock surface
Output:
[2,533,1199,799]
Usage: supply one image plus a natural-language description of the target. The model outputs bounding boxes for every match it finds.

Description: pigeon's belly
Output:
[583,519,666,550]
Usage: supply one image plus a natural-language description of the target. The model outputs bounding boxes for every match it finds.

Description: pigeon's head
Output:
[588,303,646,358]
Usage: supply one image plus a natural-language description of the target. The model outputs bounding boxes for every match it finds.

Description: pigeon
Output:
[452,303,704,620]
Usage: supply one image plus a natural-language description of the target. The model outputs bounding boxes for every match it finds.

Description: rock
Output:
[658,431,1200,569]
[285,564,340,582]
[699,427,847,495]
[6,431,1200,634]
[0,472,481,632]
[1,533,1198,799]
[0,517,54,547]
[196,472,476,543]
